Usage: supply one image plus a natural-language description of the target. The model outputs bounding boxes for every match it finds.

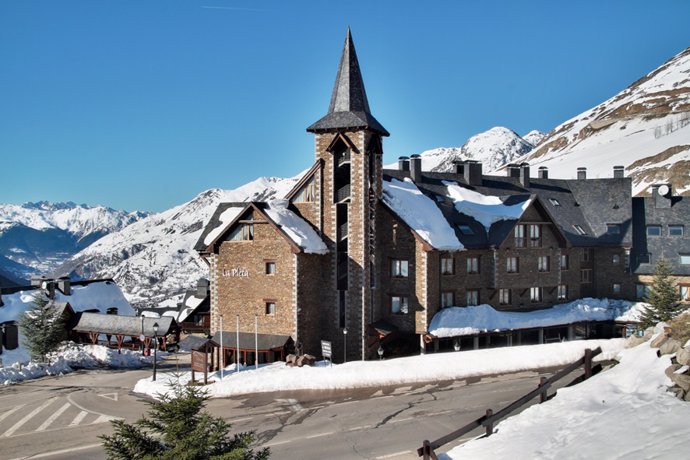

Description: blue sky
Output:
[2,0,689,212]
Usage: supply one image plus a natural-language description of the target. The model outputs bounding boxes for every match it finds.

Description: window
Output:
[636,284,649,300]
[680,285,690,302]
[499,288,511,305]
[229,223,254,241]
[581,269,592,284]
[606,224,621,235]
[467,256,480,274]
[293,176,316,202]
[557,284,568,300]
[506,257,519,273]
[457,224,475,235]
[265,261,276,275]
[530,287,543,302]
[638,253,651,264]
[669,225,684,237]
[265,302,276,315]
[582,248,592,262]
[441,257,454,275]
[514,224,526,248]
[391,296,409,314]
[391,259,409,277]
[466,289,479,306]
[613,283,621,294]
[529,224,542,247]
[560,254,569,270]
[435,195,445,203]
[646,225,662,236]
[612,254,621,265]
[441,291,455,308]
[549,198,560,206]
[538,256,550,272]
[573,224,587,236]
[681,254,690,265]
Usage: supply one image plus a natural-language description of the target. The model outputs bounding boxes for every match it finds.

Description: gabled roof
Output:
[73,313,176,337]
[307,29,389,137]
[284,159,322,201]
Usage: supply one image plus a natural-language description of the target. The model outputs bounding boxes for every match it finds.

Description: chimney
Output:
[464,160,483,186]
[577,167,587,180]
[507,164,521,178]
[453,161,465,175]
[410,154,422,183]
[44,281,56,300]
[197,278,210,297]
[31,276,47,288]
[537,166,548,179]
[652,183,672,209]
[398,156,410,172]
[57,277,71,296]
[613,165,625,178]
[519,163,530,187]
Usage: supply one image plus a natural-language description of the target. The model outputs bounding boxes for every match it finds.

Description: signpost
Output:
[191,350,209,384]
[321,340,332,367]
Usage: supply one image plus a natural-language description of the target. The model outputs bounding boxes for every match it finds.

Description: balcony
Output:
[338,222,349,241]
[336,184,351,203]
[337,150,351,167]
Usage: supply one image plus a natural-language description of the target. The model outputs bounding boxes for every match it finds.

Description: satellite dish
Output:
[658,184,670,197]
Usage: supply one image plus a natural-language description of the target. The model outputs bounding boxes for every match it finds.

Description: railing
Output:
[337,150,351,167]
[338,222,349,241]
[418,347,603,459]
[336,184,351,203]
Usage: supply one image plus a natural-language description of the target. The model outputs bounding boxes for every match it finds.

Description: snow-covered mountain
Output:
[407,127,544,174]
[54,176,298,308]
[518,46,690,195]
[0,202,148,283]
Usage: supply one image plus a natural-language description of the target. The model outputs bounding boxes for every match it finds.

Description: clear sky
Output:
[2,0,689,212]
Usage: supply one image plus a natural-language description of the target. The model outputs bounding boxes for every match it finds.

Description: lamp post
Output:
[152,322,159,381]
[220,314,224,381]
[236,314,240,373]
[343,328,348,363]
[377,345,384,360]
[254,313,259,370]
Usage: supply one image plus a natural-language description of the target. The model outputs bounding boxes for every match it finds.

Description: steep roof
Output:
[307,29,389,136]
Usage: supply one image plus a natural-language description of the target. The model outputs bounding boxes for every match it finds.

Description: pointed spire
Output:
[307,29,389,136]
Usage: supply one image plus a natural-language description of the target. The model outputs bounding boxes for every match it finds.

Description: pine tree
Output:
[640,258,682,328]
[18,293,67,363]
[100,383,270,460]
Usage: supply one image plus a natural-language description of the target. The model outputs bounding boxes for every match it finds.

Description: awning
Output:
[212,331,292,351]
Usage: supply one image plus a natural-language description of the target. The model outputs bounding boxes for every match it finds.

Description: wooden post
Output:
[584,348,593,379]
[539,376,547,403]
[538,328,544,344]
[420,440,437,460]
[485,409,494,437]
[473,336,479,350]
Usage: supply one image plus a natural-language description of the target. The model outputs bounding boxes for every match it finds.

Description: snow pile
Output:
[1,343,157,385]
[264,200,329,254]
[134,339,623,399]
[429,298,646,338]
[443,340,690,459]
[382,178,463,250]
[444,181,531,230]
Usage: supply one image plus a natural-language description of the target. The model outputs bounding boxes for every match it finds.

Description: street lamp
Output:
[152,322,159,381]
[343,328,348,363]
[377,345,384,360]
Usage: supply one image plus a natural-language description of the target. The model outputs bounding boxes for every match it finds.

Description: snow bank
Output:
[429,298,646,338]
[443,341,690,459]
[444,181,531,230]
[382,178,463,250]
[134,339,623,399]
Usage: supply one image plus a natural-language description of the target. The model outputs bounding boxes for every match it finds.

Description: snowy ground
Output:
[134,338,623,399]
[0,342,159,385]
[443,333,690,459]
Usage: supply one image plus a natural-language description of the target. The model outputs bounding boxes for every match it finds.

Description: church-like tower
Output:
[307,29,389,360]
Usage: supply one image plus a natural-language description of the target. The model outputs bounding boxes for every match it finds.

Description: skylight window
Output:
[457,224,475,235]
[549,198,560,206]
[573,224,587,236]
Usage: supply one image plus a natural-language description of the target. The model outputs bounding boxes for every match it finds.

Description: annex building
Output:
[195,30,690,363]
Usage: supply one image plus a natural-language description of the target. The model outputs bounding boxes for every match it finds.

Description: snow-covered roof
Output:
[382,178,464,250]
[203,206,245,246]
[443,181,532,230]
[177,294,206,323]
[263,200,329,254]
[428,298,646,337]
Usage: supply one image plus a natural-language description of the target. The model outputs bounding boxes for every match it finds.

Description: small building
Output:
[72,313,179,352]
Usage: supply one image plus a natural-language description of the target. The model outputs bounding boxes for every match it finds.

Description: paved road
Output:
[0,355,565,460]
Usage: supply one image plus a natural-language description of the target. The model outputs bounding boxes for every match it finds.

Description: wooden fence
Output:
[418,347,603,459]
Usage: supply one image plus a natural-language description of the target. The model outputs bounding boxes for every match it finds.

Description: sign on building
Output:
[321,340,332,361]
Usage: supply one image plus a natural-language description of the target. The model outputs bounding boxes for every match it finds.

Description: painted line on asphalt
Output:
[305,431,334,439]
[265,439,293,447]
[9,442,103,460]
[69,410,88,427]
[0,404,26,424]
[389,416,414,423]
[66,393,116,419]
[3,398,57,437]
[35,402,71,432]
[375,450,414,459]
[347,424,373,432]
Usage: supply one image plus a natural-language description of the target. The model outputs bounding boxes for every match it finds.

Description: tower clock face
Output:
[658,184,670,196]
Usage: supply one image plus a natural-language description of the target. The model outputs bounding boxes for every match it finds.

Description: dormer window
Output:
[573,224,587,236]
[670,225,684,237]
[457,224,475,235]
[646,225,661,236]
[606,224,621,235]
[549,198,560,206]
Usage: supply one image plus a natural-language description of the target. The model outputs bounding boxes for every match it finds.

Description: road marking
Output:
[0,404,26,424]
[375,450,413,459]
[9,442,102,460]
[389,416,413,423]
[305,431,334,439]
[265,439,293,447]
[347,424,372,432]
[69,411,88,426]
[35,402,71,432]
[3,398,58,437]
[92,414,119,424]
[98,392,118,402]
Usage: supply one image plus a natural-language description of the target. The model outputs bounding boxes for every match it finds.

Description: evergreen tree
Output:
[100,383,270,460]
[640,258,682,328]
[18,293,67,363]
